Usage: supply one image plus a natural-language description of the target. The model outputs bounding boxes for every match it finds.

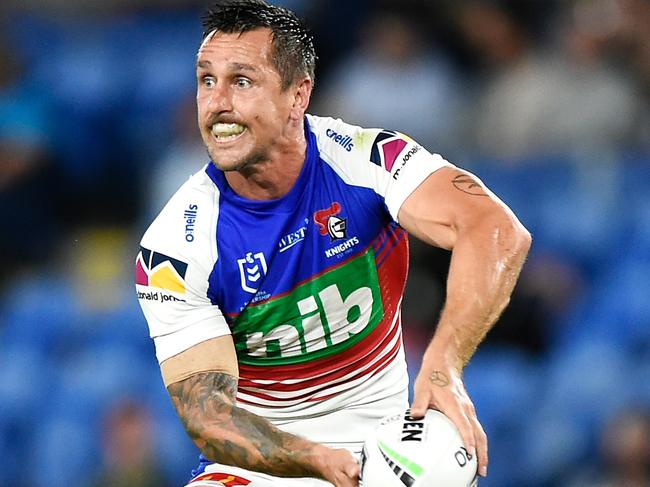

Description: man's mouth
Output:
[211,123,247,142]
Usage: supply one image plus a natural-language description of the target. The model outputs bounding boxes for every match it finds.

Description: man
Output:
[135,1,532,486]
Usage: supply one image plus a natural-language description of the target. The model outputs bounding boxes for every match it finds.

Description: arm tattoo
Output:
[168,371,320,478]
[452,175,488,196]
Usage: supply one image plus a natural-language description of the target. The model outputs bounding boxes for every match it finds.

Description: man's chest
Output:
[210,178,388,316]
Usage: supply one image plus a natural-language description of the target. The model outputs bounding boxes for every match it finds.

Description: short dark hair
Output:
[202,0,316,90]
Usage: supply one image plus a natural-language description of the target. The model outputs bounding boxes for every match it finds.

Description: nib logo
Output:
[237,252,268,294]
[314,202,347,241]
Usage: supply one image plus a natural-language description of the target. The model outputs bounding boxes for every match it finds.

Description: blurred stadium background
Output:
[1,0,649,486]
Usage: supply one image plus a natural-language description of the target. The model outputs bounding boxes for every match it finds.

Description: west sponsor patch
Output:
[278,219,309,253]
[135,246,187,294]
[370,130,415,173]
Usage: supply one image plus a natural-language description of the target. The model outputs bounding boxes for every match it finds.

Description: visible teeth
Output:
[211,123,246,138]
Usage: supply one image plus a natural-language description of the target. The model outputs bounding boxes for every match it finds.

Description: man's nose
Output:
[207,83,233,112]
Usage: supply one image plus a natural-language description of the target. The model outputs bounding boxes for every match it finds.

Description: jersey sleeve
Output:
[307,114,453,222]
[135,169,230,364]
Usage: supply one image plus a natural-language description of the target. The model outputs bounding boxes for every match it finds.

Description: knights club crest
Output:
[314,202,347,241]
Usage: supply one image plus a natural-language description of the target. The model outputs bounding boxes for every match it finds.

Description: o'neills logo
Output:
[326,128,354,152]
[184,204,198,242]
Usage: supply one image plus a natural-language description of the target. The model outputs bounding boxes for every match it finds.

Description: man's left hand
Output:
[410,366,488,478]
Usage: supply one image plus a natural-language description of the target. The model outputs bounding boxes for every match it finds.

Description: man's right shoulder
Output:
[140,166,219,268]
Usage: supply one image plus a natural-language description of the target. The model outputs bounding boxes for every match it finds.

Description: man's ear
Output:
[290,77,313,120]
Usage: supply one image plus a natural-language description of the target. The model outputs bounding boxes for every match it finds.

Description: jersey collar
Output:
[205,117,318,213]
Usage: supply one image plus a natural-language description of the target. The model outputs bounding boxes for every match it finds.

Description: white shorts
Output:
[184,462,334,486]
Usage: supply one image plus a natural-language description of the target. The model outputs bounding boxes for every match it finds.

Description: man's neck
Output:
[224,134,308,201]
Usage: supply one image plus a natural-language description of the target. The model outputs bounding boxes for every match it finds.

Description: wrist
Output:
[303,443,335,481]
[422,335,464,374]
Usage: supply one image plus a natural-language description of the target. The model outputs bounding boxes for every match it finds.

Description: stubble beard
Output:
[207,145,268,173]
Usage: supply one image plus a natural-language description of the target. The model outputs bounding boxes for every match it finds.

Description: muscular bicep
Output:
[161,335,239,387]
[397,166,509,250]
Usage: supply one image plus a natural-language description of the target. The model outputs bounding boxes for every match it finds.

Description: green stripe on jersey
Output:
[233,248,384,365]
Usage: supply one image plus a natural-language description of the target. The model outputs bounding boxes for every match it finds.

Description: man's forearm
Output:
[167,371,326,479]
[425,211,531,370]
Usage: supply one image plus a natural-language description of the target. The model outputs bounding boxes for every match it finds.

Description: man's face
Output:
[196,28,297,171]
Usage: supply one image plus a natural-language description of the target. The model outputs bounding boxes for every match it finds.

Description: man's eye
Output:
[235,78,251,88]
[202,77,216,88]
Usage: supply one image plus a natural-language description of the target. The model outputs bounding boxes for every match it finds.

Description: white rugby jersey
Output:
[136,114,450,450]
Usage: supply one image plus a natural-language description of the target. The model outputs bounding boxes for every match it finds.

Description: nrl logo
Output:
[237,251,267,293]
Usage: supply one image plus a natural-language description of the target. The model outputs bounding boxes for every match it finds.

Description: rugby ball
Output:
[361,409,478,487]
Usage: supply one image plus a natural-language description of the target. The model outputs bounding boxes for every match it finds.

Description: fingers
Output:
[447,404,476,458]
[459,399,488,477]
[337,463,359,487]
[447,399,489,477]
[453,401,488,477]
[345,458,360,478]
[471,413,488,477]
[327,448,360,487]
[409,391,429,418]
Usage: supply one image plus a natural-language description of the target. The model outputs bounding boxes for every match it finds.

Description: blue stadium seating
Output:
[0,8,648,485]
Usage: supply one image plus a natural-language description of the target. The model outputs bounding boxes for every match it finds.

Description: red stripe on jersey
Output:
[236,226,409,404]
[237,339,402,406]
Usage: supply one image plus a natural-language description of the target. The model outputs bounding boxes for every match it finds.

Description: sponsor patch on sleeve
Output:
[370,130,412,172]
[370,130,423,181]
[135,246,188,300]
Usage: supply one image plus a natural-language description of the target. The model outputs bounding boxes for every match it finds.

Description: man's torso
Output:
[137,115,450,446]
